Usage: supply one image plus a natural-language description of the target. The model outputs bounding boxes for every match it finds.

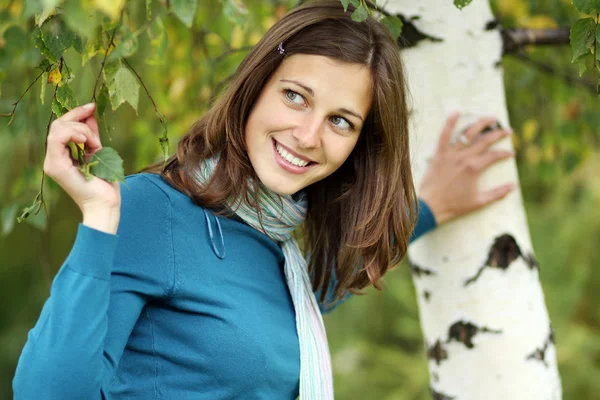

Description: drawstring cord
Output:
[203,210,226,259]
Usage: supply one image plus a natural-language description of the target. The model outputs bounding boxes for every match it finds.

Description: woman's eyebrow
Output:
[280,79,314,96]
[280,79,364,122]
[337,108,364,122]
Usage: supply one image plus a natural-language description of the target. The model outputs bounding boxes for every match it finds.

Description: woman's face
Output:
[245,54,373,196]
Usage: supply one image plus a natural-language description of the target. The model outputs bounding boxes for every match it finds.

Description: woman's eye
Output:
[284,90,305,106]
[330,116,352,131]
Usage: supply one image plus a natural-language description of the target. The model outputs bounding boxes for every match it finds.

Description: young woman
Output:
[13,1,514,399]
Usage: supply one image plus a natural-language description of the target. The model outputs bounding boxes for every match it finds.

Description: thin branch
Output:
[511,52,596,94]
[122,58,160,114]
[501,27,571,55]
[1,67,50,126]
[121,58,169,165]
[213,45,254,64]
[91,10,123,102]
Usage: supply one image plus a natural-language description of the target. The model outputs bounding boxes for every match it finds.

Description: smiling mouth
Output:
[272,139,316,168]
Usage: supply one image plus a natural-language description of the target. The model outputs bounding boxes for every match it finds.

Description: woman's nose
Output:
[292,115,323,149]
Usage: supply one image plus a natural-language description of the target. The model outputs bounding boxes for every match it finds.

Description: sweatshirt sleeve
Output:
[12,174,174,400]
[319,197,438,314]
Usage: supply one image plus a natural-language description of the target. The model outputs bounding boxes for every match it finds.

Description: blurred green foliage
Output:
[0,0,599,399]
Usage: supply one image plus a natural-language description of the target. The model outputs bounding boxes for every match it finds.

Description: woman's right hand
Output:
[43,102,121,234]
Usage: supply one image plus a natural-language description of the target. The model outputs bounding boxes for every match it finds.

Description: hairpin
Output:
[277,43,285,55]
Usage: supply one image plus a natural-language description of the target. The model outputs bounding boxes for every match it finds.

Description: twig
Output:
[122,58,159,113]
[121,57,169,165]
[1,67,50,126]
[39,57,64,218]
[91,9,123,102]
[501,27,571,55]
[511,52,596,94]
[213,45,254,64]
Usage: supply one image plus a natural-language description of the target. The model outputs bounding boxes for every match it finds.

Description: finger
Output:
[457,116,497,149]
[467,128,512,155]
[472,150,515,172]
[56,102,96,123]
[68,122,102,150]
[45,128,88,170]
[84,115,99,137]
[437,111,460,153]
[477,183,516,208]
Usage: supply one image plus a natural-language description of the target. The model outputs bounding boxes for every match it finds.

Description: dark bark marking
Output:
[447,320,502,349]
[526,325,555,368]
[523,252,539,270]
[395,14,443,49]
[427,339,448,365]
[431,387,456,400]
[464,234,539,286]
[485,19,500,31]
[409,260,437,278]
[423,290,431,301]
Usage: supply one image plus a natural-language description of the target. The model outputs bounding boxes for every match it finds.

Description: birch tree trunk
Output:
[385,1,563,398]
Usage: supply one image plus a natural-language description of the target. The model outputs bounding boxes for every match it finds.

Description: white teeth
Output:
[276,143,309,167]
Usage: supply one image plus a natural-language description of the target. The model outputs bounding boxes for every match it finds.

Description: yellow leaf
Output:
[543,145,556,162]
[520,15,557,29]
[231,26,244,48]
[205,32,222,47]
[94,0,125,20]
[525,146,541,163]
[522,119,539,143]
[48,68,62,85]
[249,31,262,46]
[262,17,277,31]
[497,0,529,21]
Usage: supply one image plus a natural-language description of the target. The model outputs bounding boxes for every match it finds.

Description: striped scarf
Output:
[195,157,334,399]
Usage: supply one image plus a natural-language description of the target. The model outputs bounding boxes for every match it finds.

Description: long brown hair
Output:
[141,0,418,303]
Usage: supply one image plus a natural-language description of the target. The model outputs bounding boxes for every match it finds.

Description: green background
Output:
[1,0,599,398]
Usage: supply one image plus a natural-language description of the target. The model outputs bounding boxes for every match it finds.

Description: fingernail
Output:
[83,102,95,110]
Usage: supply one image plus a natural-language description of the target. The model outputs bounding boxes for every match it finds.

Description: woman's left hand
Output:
[418,112,516,225]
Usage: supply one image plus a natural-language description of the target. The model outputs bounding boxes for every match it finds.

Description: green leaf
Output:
[108,25,138,61]
[73,35,84,53]
[96,84,110,116]
[103,60,140,112]
[157,111,169,165]
[340,0,351,11]
[146,0,152,20]
[88,147,125,183]
[33,26,57,63]
[17,196,43,224]
[570,18,596,62]
[51,97,69,117]
[41,18,75,61]
[56,84,78,110]
[2,203,18,236]
[38,59,52,71]
[63,0,100,38]
[351,4,368,22]
[578,57,587,76]
[146,17,168,66]
[40,72,48,104]
[380,16,403,40]
[454,0,474,10]
[572,0,600,14]
[222,0,248,27]
[81,28,103,66]
[171,0,198,28]
[35,4,56,27]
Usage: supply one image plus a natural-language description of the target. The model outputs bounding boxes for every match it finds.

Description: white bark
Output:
[386,1,563,398]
